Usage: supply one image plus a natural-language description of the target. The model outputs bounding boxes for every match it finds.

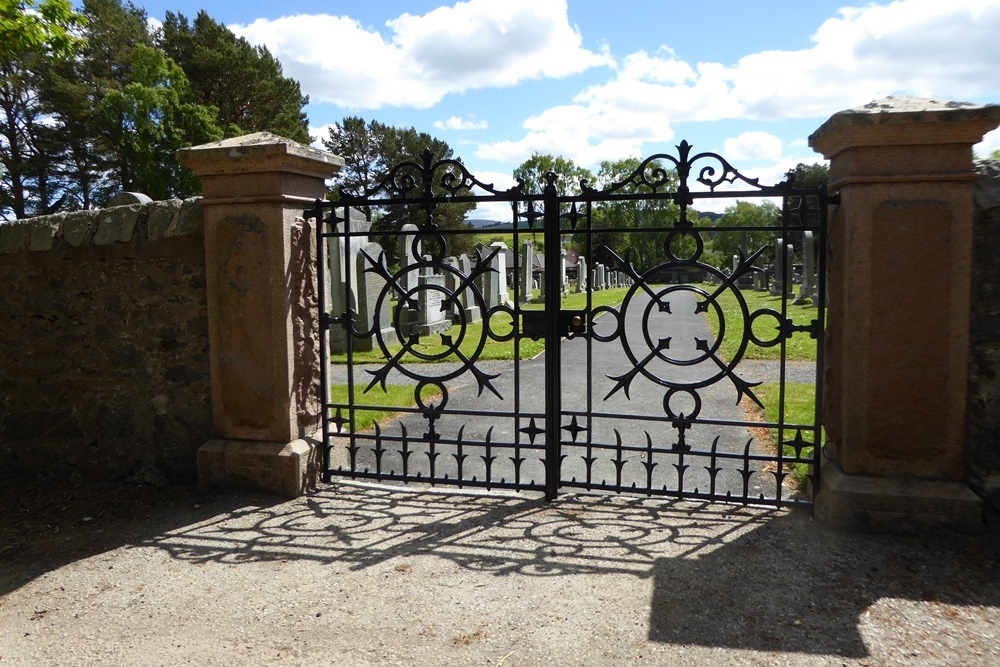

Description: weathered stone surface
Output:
[147,199,183,241]
[0,221,28,254]
[27,217,59,251]
[108,191,152,207]
[93,205,141,245]
[969,160,1000,509]
[197,435,320,499]
[167,198,203,237]
[0,225,211,483]
[61,210,99,246]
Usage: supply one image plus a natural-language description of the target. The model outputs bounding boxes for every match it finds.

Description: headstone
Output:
[328,208,372,353]
[784,243,795,297]
[537,268,547,303]
[597,264,606,291]
[490,242,510,303]
[794,231,816,304]
[591,268,599,291]
[354,242,397,351]
[560,248,568,295]
[413,265,452,337]
[108,191,152,207]
[457,254,482,321]
[398,224,420,291]
[577,255,588,292]
[518,241,534,304]
[771,240,785,296]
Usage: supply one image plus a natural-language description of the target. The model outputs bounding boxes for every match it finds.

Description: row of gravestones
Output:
[740,232,818,304]
[325,213,629,353]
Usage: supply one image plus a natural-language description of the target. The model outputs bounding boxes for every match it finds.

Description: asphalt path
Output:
[328,287,816,503]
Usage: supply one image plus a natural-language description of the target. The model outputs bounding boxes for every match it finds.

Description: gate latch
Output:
[520,309,588,339]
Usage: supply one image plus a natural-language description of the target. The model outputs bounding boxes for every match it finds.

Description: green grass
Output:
[331,288,631,364]
[700,285,819,361]
[330,383,433,433]
[751,383,821,488]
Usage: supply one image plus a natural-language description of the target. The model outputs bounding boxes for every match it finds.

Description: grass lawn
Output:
[330,383,434,433]
[749,382,821,488]
[699,285,820,361]
[331,287,631,364]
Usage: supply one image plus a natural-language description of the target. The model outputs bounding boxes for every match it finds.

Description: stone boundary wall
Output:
[0,199,211,484]
[970,159,1000,509]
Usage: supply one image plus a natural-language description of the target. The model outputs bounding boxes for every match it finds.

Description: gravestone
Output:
[577,255,588,292]
[518,241,534,304]
[597,264,606,291]
[413,265,452,337]
[491,241,510,303]
[354,241,397,350]
[328,208,372,353]
[784,243,795,297]
[793,231,816,304]
[771,240,785,296]
[591,268,598,291]
[560,248,568,295]
[457,254,482,321]
[398,224,420,292]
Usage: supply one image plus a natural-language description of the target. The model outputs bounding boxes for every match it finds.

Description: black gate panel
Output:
[306,143,832,508]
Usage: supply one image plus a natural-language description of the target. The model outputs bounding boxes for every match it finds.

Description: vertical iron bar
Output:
[314,200,331,481]
[813,186,831,504]
[543,175,561,500]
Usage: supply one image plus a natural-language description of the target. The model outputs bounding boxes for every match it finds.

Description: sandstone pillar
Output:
[177,132,343,497]
[809,97,1000,532]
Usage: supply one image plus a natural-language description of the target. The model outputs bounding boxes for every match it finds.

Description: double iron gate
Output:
[306,142,833,508]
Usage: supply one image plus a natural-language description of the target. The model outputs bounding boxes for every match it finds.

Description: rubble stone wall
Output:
[970,159,1000,509]
[0,199,210,484]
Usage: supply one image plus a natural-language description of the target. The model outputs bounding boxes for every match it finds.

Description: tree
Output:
[991,148,1000,159]
[159,11,309,143]
[322,117,476,263]
[707,200,781,269]
[99,44,222,199]
[68,0,223,200]
[513,152,594,196]
[0,0,86,219]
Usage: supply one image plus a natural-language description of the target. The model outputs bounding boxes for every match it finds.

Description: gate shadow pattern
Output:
[140,484,1000,658]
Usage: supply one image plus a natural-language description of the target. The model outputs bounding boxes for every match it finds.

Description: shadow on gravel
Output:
[3,479,998,659]
[0,479,282,598]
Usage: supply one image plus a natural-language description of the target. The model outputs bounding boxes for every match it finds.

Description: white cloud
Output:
[478,0,1000,167]
[433,116,489,131]
[146,16,163,33]
[978,128,1000,157]
[723,132,784,162]
[230,0,613,109]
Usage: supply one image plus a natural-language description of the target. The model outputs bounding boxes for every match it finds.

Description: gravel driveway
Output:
[1,479,998,666]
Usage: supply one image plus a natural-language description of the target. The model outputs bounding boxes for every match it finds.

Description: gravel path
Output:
[1,480,998,666]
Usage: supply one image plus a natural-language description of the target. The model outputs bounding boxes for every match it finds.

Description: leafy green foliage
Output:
[100,44,222,199]
[1,0,311,217]
[159,10,309,143]
[513,152,594,196]
[322,116,477,262]
[0,0,86,218]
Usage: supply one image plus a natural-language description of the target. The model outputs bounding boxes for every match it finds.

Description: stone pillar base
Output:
[197,433,321,499]
[815,461,982,534]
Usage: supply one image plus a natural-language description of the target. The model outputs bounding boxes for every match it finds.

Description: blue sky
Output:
[137,0,1000,216]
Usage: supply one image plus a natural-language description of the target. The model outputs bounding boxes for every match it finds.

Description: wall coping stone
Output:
[810,95,1000,156]
[0,197,203,255]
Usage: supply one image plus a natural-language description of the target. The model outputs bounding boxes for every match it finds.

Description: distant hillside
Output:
[466,218,506,229]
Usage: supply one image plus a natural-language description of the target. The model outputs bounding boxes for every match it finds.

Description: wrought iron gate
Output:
[306,142,833,508]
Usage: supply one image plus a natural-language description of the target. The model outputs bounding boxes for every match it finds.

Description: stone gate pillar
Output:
[809,97,1000,531]
[177,132,343,497]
